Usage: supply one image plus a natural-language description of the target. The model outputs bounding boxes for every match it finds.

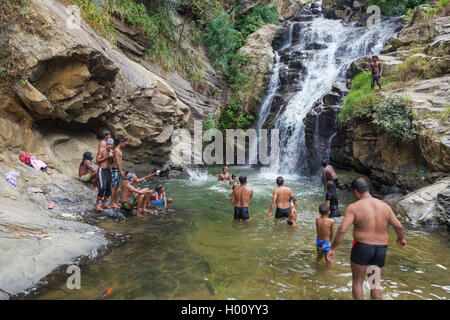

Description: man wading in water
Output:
[366,55,383,90]
[267,176,294,219]
[327,178,407,300]
[231,176,253,222]
[322,161,338,192]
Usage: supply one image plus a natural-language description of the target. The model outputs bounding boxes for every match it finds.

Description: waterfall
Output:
[252,1,400,175]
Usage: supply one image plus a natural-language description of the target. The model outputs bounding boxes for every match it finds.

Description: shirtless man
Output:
[79,151,97,190]
[327,178,407,300]
[97,130,111,155]
[94,138,114,211]
[231,176,253,222]
[366,55,383,90]
[322,161,338,192]
[218,167,230,183]
[267,176,294,219]
[111,137,127,208]
[121,171,159,217]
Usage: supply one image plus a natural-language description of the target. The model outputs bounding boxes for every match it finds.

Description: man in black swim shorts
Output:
[327,178,407,300]
[267,176,294,219]
[231,176,253,222]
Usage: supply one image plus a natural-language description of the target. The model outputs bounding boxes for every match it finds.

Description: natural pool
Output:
[33,167,450,300]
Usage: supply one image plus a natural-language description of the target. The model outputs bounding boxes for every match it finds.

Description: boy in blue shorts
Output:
[315,203,335,264]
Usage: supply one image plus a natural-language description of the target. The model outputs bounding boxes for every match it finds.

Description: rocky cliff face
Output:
[0,0,212,175]
[238,23,280,114]
[303,3,449,226]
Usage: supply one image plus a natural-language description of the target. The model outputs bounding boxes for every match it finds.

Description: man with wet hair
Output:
[267,176,294,219]
[231,176,253,222]
[218,166,231,183]
[94,137,114,210]
[111,137,127,208]
[366,55,383,90]
[322,160,338,192]
[327,177,407,300]
[97,130,111,156]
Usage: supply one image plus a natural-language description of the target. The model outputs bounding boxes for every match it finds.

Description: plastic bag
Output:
[5,171,20,186]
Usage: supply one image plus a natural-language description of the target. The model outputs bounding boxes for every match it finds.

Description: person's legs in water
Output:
[135,193,146,217]
[369,267,383,300]
[351,262,368,300]
[110,168,121,208]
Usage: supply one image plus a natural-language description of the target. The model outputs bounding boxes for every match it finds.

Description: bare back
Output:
[79,160,93,177]
[324,165,337,181]
[275,186,293,209]
[232,185,253,208]
[316,217,334,242]
[350,197,391,245]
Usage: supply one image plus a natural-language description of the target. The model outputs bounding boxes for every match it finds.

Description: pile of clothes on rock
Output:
[19,153,50,173]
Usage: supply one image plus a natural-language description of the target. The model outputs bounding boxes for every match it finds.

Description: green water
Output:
[34,167,450,300]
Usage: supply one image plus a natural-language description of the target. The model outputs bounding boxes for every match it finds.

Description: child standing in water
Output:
[287,197,298,227]
[315,203,335,263]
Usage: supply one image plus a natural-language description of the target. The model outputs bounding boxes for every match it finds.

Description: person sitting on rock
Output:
[151,184,172,208]
[79,151,97,190]
[121,171,157,217]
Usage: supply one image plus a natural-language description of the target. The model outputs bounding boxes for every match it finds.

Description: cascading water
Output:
[253,1,401,175]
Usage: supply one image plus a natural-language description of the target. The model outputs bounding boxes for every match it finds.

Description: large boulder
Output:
[391,176,450,226]
[238,23,280,114]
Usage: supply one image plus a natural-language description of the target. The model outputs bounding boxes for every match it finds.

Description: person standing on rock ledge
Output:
[326,178,407,300]
[97,130,111,155]
[366,55,383,91]
[94,138,114,211]
[111,137,127,209]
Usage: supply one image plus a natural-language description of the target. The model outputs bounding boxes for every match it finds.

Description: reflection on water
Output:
[33,167,450,300]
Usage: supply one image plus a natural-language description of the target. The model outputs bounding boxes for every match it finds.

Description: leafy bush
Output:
[338,72,383,125]
[204,5,277,131]
[372,98,417,141]
[367,0,430,16]
[204,12,241,75]
[218,94,254,131]
[203,118,216,131]
[426,0,449,15]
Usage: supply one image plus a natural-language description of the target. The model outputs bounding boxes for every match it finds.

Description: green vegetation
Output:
[367,0,430,16]
[71,0,116,41]
[203,117,216,131]
[217,94,254,131]
[19,74,28,86]
[339,73,416,141]
[0,67,7,79]
[372,98,417,141]
[394,55,448,82]
[204,5,278,131]
[419,105,450,121]
[338,72,384,125]
[425,0,449,15]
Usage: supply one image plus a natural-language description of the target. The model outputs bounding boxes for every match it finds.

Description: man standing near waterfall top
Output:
[326,178,407,300]
[367,55,383,90]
